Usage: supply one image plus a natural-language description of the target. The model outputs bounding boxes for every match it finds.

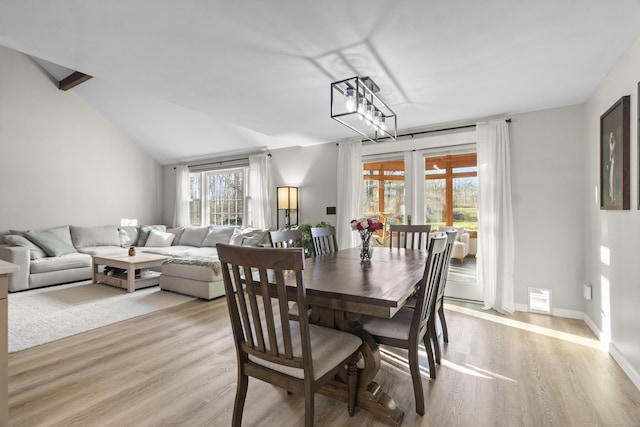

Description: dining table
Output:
[297,246,428,426]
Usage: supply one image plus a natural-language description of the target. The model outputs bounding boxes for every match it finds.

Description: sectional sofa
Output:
[0,224,269,298]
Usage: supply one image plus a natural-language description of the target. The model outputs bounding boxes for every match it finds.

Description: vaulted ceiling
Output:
[2,1,640,164]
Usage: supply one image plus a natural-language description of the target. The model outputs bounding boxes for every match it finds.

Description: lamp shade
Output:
[277,187,298,210]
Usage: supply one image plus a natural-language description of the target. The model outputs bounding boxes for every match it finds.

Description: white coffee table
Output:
[92,253,170,293]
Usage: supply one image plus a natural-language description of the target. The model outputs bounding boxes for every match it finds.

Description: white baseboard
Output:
[582,312,603,340]
[609,343,640,392]
[551,307,584,319]
[583,312,640,392]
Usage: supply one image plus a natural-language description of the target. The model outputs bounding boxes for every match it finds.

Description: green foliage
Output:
[283,221,332,258]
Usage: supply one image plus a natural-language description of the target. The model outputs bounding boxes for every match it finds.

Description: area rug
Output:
[8,281,195,353]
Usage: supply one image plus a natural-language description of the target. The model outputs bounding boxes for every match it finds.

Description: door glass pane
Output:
[425,178,446,227]
[453,176,478,231]
[363,179,379,217]
[384,179,405,224]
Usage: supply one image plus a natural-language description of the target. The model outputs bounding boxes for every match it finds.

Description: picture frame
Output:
[600,95,630,210]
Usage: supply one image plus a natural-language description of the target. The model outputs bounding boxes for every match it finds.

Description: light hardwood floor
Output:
[8,298,640,426]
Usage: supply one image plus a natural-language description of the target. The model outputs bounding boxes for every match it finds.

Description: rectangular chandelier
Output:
[330,76,397,143]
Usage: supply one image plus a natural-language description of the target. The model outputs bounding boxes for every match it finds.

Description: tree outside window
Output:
[363,153,477,233]
[189,168,246,226]
[425,153,477,231]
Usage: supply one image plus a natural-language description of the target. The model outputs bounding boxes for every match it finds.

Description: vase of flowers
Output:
[350,217,383,262]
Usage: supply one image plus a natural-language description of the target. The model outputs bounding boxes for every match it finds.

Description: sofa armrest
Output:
[0,245,30,292]
[459,233,470,245]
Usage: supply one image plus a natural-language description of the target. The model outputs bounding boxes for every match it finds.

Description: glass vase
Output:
[359,231,374,262]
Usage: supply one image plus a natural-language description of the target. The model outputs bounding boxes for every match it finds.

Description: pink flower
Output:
[350,217,383,232]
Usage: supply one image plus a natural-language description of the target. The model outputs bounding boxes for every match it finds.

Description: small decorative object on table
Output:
[350,217,383,262]
[128,246,136,256]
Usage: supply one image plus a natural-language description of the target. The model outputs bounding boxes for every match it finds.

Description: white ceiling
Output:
[2,1,640,165]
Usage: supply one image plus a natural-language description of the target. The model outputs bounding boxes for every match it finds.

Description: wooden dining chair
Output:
[388,224,431,250]
[310,226,338,256]
[429,230,458,364]
[404,230,458,377]
[359,234,447,415]
[269,229,303,248]
[217,243,362,427]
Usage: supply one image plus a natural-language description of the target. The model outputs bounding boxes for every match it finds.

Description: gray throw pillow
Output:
[3,234,47,259]
[24,230,77,257]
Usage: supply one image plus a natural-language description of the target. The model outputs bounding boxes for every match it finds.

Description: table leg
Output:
[127,265,135,293]
[92,260,98,284]
[313,308,405,425]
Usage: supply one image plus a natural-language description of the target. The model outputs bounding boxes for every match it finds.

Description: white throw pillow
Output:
[229,228,244,245]
[240,228,269,246]
[145,229,175,247]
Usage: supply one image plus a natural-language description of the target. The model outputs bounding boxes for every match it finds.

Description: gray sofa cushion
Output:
[76,246,127,256]
[167,227,185,245]
[3,234,47,259]
[202,226,236,247]
[30,253,92,274]
[71,225,121,248]
[25,230,77,257]
[179,226,210,247]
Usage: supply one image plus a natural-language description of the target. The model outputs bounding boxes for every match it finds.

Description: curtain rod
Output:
[173,153,271,170]
[351,118,512,144]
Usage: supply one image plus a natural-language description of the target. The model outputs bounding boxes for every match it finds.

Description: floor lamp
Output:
[277,186,298,229]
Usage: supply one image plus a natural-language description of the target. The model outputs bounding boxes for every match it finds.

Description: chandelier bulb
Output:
[358,98,368,120]
[345,87,356,112]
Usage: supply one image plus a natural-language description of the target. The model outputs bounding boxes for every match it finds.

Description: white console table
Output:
[0,260,19,426]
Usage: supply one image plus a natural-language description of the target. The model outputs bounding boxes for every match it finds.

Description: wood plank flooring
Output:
[8,298,640,426]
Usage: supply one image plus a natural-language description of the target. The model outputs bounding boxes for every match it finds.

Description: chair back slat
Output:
[218,243,309,372]
[389,225,432,250]
[310,226,338,256]
[411,234,447,335]
[269,229,303,248]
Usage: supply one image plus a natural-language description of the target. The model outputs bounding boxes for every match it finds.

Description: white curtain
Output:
[477,120,515,314]
[173,165,190,228]
[249,153,272,229]
[403,150,425,224]
[336,141,363,249]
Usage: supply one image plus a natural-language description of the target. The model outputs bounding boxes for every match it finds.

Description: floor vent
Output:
[528,287,551,314]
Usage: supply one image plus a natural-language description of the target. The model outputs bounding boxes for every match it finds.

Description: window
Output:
[363,160,405,224]
[188,167,247,226]
[424,153,477,231]
[363,153,477,231]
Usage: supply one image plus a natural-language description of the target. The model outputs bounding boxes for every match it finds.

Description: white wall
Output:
[269,143,339,228]
[0,45,163,230]
[583,35,640,388]
[509,106,585,316]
